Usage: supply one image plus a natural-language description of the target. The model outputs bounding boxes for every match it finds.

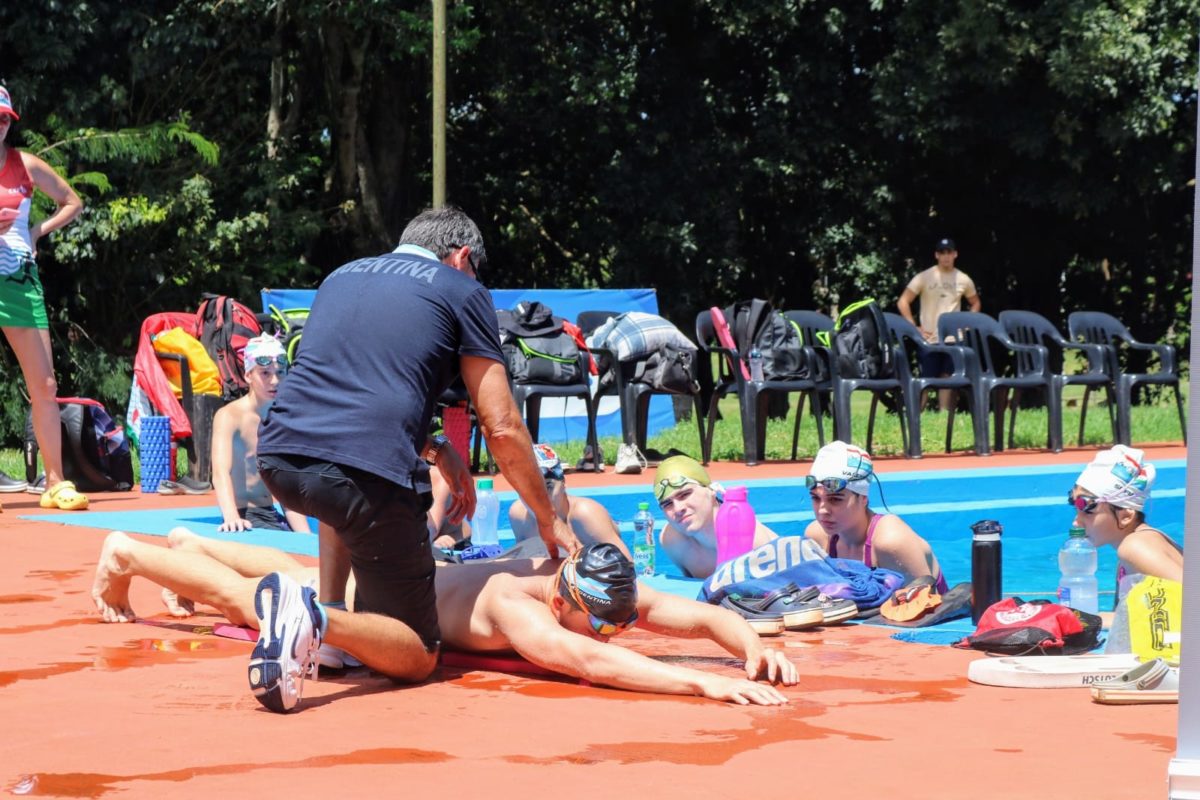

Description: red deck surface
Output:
[0,445,1183,798]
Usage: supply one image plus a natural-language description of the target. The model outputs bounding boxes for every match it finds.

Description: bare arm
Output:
[803,521,831,553]
[870,516,938,582]
[967,293,982,313]
[636,584,798,685]
[460,355,579,555]
[897,288,931,340]
[22,152,82,251]
[493,600,789,705]
[282,508,311,534]
[210,408,250,532]
[1118,535,1184,583]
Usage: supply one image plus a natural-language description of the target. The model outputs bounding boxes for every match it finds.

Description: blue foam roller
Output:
[140,415,172,493]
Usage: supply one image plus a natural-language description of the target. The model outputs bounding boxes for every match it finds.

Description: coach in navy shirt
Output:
[257,207,578,704]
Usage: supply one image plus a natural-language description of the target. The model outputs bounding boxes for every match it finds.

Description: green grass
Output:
[0,384,1185,479]
[549,383,1187,466]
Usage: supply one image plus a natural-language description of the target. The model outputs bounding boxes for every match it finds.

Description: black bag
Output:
[266,304,309,363]
[24,398,134,492]
[722,299,808,380]
[196,293,263,400]
[632,344,699,395]
[828,298,894,379]
[496,301,583,385]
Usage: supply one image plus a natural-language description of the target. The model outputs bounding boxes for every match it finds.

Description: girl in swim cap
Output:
[654,455,777,579]
[1069,446,1182,594]
[802,441,948,591]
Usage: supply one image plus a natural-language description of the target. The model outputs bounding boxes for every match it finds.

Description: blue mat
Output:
[19,507,320,557]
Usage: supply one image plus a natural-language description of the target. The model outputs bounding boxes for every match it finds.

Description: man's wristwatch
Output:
[422,434,450,465]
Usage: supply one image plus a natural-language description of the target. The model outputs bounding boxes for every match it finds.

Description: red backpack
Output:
[953,598,1102,656]
[196,293,262,400]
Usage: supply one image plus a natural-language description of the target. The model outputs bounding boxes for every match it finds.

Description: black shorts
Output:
[917,348,953,378]
[258,453,440,652]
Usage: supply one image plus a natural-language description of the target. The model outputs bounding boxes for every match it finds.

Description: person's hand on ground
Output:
[700,674,790,706]
[218,517,252,532]
[432,533,458,550]
[744,648,799,686]
[435,445,475,525]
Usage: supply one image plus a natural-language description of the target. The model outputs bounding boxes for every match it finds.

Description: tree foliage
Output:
[0,0,1195,444]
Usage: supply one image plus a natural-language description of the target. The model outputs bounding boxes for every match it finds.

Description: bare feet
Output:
[92,531,136,623]
[161,586,195,617]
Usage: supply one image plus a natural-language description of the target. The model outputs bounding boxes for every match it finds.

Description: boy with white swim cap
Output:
[211,335,309,533]
[1069,445,1182,591]
[803,441,947,590]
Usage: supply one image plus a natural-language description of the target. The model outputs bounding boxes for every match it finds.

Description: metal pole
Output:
[431,0,447,208]
[1167,32,1200,800]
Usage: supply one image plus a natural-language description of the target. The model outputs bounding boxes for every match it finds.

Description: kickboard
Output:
[967,653,1140,689]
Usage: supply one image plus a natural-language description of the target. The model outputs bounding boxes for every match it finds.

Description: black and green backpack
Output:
[821,298,894,379]
[267,304,309,364]
[496,301,583,385]
[721,298,809,380]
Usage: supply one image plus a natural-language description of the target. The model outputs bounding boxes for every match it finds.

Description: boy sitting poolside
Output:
[91,532,797,710]
[211,335,310,533]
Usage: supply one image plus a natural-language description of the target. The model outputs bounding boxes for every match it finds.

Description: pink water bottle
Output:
[715,486,756,565]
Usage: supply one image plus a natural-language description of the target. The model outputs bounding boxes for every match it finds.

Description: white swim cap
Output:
[1074,445,1155,512]
[810,441,874,496]
[242,334,287,373]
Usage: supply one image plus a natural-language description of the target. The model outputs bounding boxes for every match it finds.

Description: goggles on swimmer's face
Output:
[556,557,638,636]
[251,354,289,370]
[1068,492,1101,514]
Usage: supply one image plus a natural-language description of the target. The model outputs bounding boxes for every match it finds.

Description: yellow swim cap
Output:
[653,455,711,503]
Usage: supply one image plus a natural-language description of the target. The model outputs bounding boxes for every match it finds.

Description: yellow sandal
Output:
[40,480,89,511]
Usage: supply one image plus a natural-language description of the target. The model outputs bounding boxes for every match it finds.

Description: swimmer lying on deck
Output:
[92,530,797,708]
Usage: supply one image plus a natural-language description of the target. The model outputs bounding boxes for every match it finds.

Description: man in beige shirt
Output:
[897,238,981,410]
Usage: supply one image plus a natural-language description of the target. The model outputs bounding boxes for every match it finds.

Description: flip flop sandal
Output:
[40,480,89,511]
[1091,658,1180,705]
[747,584,825,630]
[719,596,786,636]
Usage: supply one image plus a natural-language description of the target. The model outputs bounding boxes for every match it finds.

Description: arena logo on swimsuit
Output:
[327,256,439,284]
[707,536,827,594]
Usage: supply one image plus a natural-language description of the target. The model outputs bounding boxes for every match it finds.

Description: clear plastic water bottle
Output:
[632,502,656,576]
[715,486,756,565]
[1058,525,1098,614]
[748,348,765,382]
[463,478,502,560]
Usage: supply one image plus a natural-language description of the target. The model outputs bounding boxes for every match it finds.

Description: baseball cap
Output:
[935,238,956,252]
[0,87,19,121]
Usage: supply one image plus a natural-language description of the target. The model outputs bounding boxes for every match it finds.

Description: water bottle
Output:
[715,486,757,565]
[748,348,765,382]
[462,478,502,560]
[632,502,656,576]
[1058,525,1098,614]
[970,519,1003,623]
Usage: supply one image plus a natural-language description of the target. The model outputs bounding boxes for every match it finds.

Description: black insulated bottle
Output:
[970,519,1003,624]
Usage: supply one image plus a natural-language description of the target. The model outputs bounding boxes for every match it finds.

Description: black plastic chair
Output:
[694,309,825,466]
[507,350,602,472]
[785,309,907,456]
[938,311,1059,454]
[779,310,833,459]
[884,312,985,457]
[1067,311,1185,445]
[579,310,706,460]
[999,310,1118,448]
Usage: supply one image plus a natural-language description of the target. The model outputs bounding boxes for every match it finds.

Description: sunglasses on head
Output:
[251,354,288,369]
[1068,492,1100,514]
[806,476,851,493]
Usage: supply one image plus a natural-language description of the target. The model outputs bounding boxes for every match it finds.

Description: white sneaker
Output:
[316,642,364,672]
[614,444,647,475]
[248,572,324,713]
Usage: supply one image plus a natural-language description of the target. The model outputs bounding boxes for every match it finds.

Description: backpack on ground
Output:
[266,304,309,363]
[721,299,808,380]
[24,398,134,492]
[824,298,894,379]
[496,301,583,385]
[196,293,262,400]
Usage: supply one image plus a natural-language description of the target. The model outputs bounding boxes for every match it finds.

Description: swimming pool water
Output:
[494,460,1186,598]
